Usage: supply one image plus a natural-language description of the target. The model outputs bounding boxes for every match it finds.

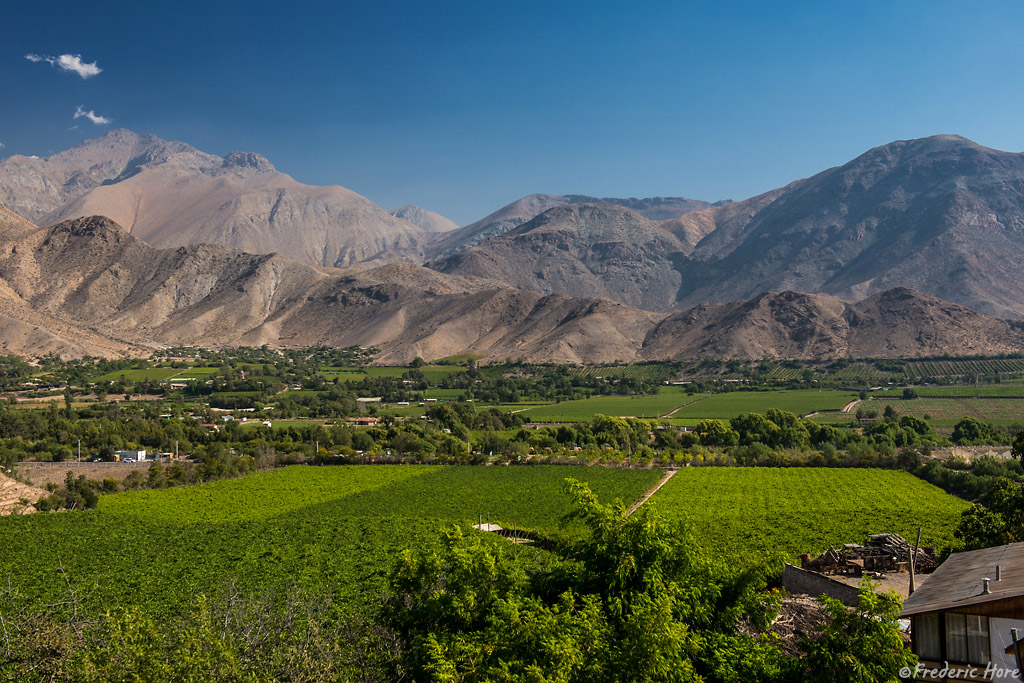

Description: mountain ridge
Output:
[0,207,1021,363]
[0,129,431,269]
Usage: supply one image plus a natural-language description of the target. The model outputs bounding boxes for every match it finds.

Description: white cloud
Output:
[57,54,101,78]
[25,53,101,78]
[0,142,5,149]
[74,105,111,125]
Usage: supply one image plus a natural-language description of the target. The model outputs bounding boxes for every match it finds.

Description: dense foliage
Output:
[0,478,920,682]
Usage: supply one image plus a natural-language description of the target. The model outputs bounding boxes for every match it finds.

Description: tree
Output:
[381,480,788,682]
[954,478,1024,550]
[798,584,917,683]
[951,417,1002,446]
[1013,429,1024,461]
[694,419,739,447]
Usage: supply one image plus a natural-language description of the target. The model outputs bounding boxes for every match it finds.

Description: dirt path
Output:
[841,399,862,414]
[625,469,676,517]
[659,395,709,419]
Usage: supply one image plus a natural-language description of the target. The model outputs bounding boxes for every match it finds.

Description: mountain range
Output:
[0,130,429,268]
[0,131,1023,362]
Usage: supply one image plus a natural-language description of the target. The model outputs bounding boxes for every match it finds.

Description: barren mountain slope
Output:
[0,130,429,268]
[0,214,659,362]
[389,205,458,233]
[642,288,1024,360]
[641,291,852,360]
[679,135,1024,317]
[842,288,1024,357]
[428,204,693,312]
[427,193,711,259]
[0,206,142,357]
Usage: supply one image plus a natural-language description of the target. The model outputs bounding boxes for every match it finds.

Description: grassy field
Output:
[650,468,970,562]
[668,389,858,420]
[320,371,370,382]
[0,466,661,617]
[870,397,1024,422]
[515,387,707,422]
[875,386,1024,398]
[93,367,185,382]
[422,388,468,399]
[168,366,220,379]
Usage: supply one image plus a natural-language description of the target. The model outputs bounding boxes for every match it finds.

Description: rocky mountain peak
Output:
[388,205,458,233]
[222,151,275,173]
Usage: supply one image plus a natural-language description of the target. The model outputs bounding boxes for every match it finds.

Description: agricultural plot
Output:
[649,468,970,562]
[516,387,707,422]
[807,411,856,425]
[875,386,1024,398]
[669,389,857,420]
[92,367,185,383]
[565,364,677,382]
[871,398,1024,423]
[0,466,662,619]
[422,388,468,399]
[320,371,369,383]
[822,363,899,382]
[903,358,1024,380]
[378,404,430,417]
[420,366,467,382]
[167,366,220,380]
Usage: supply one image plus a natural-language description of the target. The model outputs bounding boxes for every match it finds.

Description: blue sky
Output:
[2,0,1024,225]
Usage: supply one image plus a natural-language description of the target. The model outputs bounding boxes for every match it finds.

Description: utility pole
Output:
[77,439,81,462]
[909,526,922,595]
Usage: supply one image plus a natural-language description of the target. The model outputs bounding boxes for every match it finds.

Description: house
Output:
[901,541,1024,681]
[350,417,379,427]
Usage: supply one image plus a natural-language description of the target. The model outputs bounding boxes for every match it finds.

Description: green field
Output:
[903,358,1024,380]
[422,388,468,399]
[320,371,370,382]
[565,364,677,382]
[871,397,1024,422]
[516,387,707,422]
[168,366,220,379]
[0,466,661,618]
[875,386,1024,398]
[93,367,185,382]
[668,389,858,419]
[651,468,970,561]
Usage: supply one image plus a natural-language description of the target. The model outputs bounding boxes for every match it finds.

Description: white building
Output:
[114,450,146,461]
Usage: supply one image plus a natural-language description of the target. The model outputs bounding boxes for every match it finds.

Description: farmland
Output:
[514,387,707,421]
[870,397,1024,424]
[92,366,185,382]
[0,463,975,623]
[650,468,970,562]
[668,389,858,419]
[498,387,859,424]
[0,466,662,617]
[875,385,1024,398]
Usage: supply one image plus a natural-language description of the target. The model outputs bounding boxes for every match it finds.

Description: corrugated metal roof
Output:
[901,542,1024,617]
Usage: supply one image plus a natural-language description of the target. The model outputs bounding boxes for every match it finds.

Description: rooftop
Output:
[901,542,1024,617]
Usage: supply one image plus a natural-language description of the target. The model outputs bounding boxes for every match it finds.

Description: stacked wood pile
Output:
[800,533,939,576]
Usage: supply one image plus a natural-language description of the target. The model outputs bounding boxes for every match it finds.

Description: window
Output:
[967,615,990,666]
[946,613,968,662]
[915,613,941,660]
[945,613,990,666]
